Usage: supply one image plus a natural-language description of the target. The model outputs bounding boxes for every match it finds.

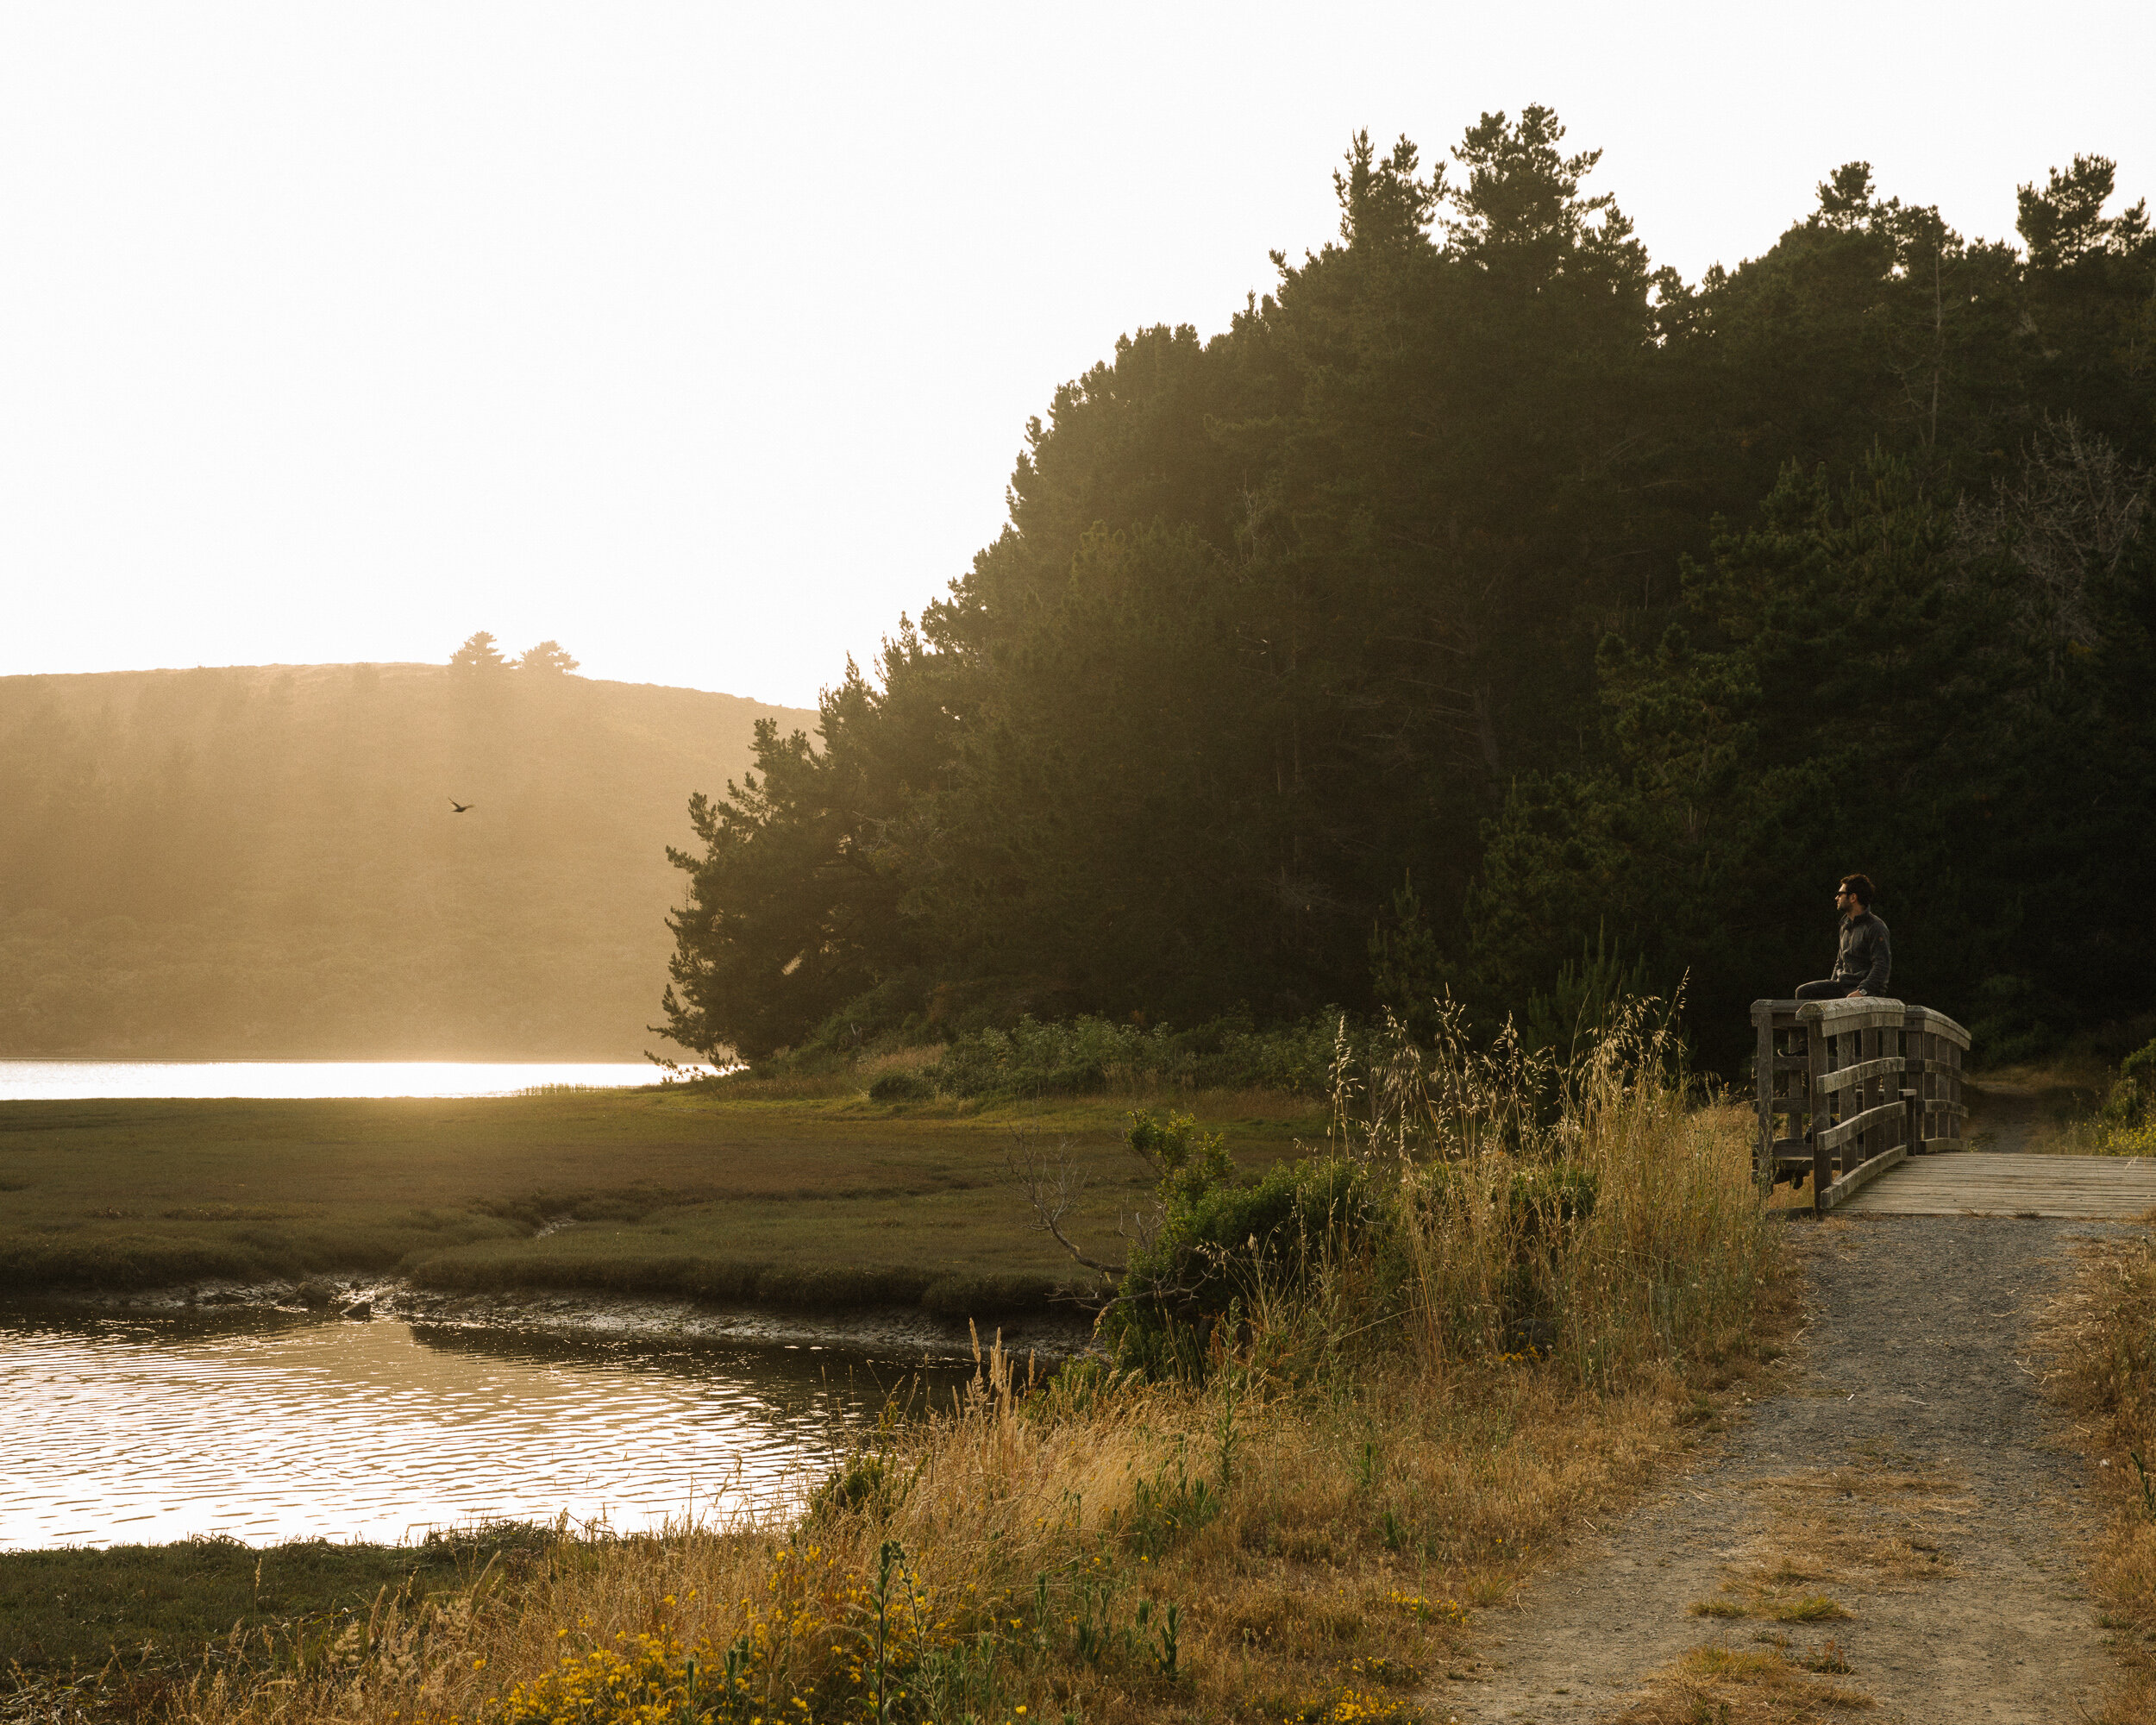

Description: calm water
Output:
[2,1307,969,1550]
[0,1060,702,1101]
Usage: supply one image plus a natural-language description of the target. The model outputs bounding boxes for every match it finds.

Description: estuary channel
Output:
[3,1303,981,1551]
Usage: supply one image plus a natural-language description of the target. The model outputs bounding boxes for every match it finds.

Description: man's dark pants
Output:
[1795,979,1858,1000]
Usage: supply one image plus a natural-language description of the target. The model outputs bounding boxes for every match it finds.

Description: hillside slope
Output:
[0,663,815,1058]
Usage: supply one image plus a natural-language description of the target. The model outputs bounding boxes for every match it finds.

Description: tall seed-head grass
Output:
[1332,997,1771,1383]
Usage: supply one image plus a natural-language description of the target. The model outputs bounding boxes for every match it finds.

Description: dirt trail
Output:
[1965,1084,2065,1156]
[1429,1218,2133,1724]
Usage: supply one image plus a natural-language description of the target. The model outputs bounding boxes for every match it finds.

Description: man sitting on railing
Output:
[1795,874,1892,1000]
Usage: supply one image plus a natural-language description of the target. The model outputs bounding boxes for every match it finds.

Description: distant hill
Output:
[0,664,816,1059]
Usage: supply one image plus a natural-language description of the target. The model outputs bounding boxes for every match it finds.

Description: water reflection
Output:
[0,1060,701,1101]
[2,1306,971,1550]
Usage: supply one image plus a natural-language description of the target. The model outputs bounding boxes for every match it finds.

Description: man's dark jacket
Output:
[1832,909,1892,994]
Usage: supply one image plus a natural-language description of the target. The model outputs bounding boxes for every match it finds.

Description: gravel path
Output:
[1428,1216,2135,1724]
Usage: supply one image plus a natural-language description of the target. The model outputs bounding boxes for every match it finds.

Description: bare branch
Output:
[1958,415,2151,659]
[1116,1204,1163,1260]
[1005,1131,1121,1276]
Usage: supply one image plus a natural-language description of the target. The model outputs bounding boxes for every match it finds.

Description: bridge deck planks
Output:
[1834,1151,2156,1219]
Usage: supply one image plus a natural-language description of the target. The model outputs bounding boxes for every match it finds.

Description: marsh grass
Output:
[2041,1235,2156,1723]
[0,1527,550,1684]
[159,1003,1788,1725]
[0,1088,1318,1310]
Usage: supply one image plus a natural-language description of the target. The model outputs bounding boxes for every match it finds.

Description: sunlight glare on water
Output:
[2,1308,950,1550]
[0,1060,702,1101]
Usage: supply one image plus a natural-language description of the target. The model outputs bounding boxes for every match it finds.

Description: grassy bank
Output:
[0,1526,548,1702]
[2046,1234,2156,1723]
[0,1083,1320,1314]
[147,1015,1790,1725]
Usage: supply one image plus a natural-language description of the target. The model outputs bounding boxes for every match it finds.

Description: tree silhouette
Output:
[517,640,580,674]
[448,631,506,673]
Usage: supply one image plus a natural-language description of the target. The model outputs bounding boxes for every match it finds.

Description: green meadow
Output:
[0,1082,1321,1313]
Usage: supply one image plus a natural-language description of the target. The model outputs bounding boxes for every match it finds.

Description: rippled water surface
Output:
[3,1308,966,1550]
[0,1060,693,1101]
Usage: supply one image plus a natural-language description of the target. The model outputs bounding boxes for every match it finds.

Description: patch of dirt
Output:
[1429,1217,2136,1723]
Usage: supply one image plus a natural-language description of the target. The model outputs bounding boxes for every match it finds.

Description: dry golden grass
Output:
[1745,1470,1966,1595]
[162,1012,1791,1725]
[2040,1236,2156,1723]
[1607,1634,1875,1722]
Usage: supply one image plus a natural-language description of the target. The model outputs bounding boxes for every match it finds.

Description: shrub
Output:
[747,1007,1349,1100]
[867,1071,934,1102]
[922,1012,1345,1100]
[2113,1038,2156,1124]
[805,1452,902,1521]
[1100,1109,1384,1377]
[2057,1037,2156,1154]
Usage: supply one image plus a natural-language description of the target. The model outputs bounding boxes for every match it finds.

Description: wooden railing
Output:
[1752,997,1971,1214]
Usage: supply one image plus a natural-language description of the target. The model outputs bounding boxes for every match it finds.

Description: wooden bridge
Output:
[1753,996,2155,1220]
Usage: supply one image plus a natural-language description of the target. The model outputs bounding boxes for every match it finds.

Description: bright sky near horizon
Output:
[2,3,2150,712]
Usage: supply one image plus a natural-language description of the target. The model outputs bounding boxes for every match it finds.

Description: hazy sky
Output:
[3,3,2150,711]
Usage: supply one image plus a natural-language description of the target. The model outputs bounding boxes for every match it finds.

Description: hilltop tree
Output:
[2016,154,2152,271]
[2014,155,2156,455]
[448,631,506,673]
[517,640,580,674]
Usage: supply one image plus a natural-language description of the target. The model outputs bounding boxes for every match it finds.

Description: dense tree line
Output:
[660,110,2155,1070]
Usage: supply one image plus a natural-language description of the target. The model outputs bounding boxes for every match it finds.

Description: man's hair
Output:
[1839,873,1877,907]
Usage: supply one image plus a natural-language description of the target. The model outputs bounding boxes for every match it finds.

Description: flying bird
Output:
[449,800,474,814]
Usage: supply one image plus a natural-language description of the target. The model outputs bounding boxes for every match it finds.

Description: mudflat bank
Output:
[13,1271,1096,1358]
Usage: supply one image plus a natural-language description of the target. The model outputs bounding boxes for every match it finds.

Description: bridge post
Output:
[1752,1001,1776,1196]
[1752,1000,1816,1195]
[1902,1007,1971,1151]
[1797,998,1921,1213]
[1807,1010,1834,1214]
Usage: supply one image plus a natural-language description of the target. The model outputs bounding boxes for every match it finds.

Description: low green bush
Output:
[0,1529,545,1675]
[2061,1037,2156,1154]
[925,1013,1341,1100]
[868,1071,934,1102]
[750,1007,1346,1100]
[2115,1039,2156,1114]
[805,1452,904,1522]
[1098,1111,1384,1379]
